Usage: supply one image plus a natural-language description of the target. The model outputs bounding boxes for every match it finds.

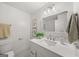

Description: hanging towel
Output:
[0,24,11,39]
[0,25,4,38]
[3,24,10,38]
[66,14,78,43]
[76,14,79,39]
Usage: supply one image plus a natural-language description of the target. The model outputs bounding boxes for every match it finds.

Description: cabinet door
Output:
[36,44,61,57]
[29,42,37,57]
[30,42,61,57]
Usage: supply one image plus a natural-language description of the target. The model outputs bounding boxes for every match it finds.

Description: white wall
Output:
[0,3,31,56]
[73,2,79,13]
[31,2,73,32]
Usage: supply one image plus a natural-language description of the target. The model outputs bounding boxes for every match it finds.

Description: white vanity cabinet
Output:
[30,41,61,57]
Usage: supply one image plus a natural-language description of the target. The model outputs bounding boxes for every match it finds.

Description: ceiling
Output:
[4,2,47,14]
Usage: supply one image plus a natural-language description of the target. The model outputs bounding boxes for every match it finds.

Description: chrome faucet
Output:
[47,33,55,41]
[46,33,51,40]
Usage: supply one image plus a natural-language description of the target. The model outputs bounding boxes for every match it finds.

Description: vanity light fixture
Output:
[44,4,56,15]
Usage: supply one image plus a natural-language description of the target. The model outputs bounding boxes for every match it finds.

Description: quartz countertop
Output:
[30,39,77,57]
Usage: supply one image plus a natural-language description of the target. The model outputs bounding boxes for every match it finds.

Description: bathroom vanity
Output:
[30,39,61,57]
[30,10,79,57]
[29,39,79,57]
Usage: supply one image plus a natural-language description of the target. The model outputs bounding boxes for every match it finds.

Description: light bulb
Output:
[48,9,50,13]
[52,7,56,11]
[44,11,47,15]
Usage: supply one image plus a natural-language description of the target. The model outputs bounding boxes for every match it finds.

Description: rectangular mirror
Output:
[43,15,57,32]
[43,11,67,32]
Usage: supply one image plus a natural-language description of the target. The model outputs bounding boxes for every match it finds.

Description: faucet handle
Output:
[53,38,55,41]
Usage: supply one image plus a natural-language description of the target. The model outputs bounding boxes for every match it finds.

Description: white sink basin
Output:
[44,39,57,46]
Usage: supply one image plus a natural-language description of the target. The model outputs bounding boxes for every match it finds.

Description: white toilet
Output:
[0,40,15,57]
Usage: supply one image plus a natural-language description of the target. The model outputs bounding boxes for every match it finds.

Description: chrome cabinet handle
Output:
[30,50,37,57]
[35,51,37,57]
[30,51,34,55]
